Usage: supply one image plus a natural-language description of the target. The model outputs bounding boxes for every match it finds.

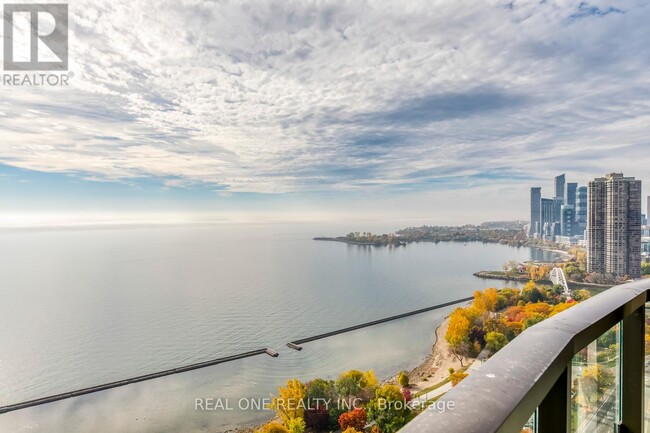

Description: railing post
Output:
[621,305,645,433]
[538,366,570,433]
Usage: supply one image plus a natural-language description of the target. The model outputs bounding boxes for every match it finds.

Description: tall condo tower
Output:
[566,182,578,207]
[587,173,642,279]
[555,174,566,203]
[529,187,542,236]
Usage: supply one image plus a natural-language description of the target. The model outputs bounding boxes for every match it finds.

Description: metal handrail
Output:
[399,279,650,433]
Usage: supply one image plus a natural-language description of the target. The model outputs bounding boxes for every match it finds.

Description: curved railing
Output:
[400,279,650,433]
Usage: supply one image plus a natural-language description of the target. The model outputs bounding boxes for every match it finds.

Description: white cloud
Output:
[1,0,649,194]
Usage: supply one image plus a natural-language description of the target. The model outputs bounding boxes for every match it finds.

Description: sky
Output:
[1,0,649,227]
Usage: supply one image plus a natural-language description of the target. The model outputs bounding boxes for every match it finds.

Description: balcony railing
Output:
[400,279,650,433]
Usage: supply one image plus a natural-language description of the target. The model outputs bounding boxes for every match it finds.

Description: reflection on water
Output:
[0,224,560,432]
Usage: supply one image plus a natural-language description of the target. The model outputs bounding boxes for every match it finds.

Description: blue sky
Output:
[1,0,649,227]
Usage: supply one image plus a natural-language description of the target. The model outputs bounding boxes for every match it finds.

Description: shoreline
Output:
[231,313,464,433]
[400,306,473,396]
[474,271,613,289]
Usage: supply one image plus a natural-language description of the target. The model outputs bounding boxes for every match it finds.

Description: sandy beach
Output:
[384,312,473,397]
[406,315,468,392]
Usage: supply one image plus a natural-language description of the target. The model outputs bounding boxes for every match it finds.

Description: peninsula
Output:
[315,221,530,247]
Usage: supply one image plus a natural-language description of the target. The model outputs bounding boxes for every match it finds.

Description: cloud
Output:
[1,0,649,197]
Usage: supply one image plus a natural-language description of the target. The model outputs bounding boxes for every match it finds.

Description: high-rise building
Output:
[587,179,607,274]
[561,205,575,237]
[553,197,563,223]
[529,187,541,236]
[566,182,577,207]
[540,198,554,239]
[587,173,642,279]
[555,174,566,203]
[576,186,587,221]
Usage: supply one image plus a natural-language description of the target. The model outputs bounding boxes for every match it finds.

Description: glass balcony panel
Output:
[570,323,620,433]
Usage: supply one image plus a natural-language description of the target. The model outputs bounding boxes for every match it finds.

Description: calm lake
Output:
[0,223,559,432]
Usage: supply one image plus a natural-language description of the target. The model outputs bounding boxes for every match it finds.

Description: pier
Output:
[288,296,474,346]
[0,348,271,415]
[1,296,475,415]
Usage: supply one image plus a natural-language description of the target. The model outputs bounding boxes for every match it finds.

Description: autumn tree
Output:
[397,371,409,387]
[446,308,471,367]
[338,408,367,431]
[549,301,576,317]
[270,379,307,424]
[473,288,499,313]
[286,418,306,433]
[522,313,545,330]
[335,369,377,404]
[520,281,545,303]
[336,370,365,398]
[364,370,379,389]
[569,247,587,272]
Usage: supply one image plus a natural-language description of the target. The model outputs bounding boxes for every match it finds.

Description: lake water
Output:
[0,223,559,432]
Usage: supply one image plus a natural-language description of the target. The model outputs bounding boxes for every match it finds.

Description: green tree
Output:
[336,370,366,399]
[367,385,412,433]
[305,378,334,408]
[485,331,507,354]
[522,313,545,330]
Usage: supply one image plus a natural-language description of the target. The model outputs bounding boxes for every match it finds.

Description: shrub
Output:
[448,368,468,387]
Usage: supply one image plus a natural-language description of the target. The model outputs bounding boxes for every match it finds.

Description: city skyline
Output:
[2,1,650,226]
[528,171,645,279]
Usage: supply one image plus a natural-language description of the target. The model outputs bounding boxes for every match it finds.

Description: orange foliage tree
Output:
[338,408,367,432]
